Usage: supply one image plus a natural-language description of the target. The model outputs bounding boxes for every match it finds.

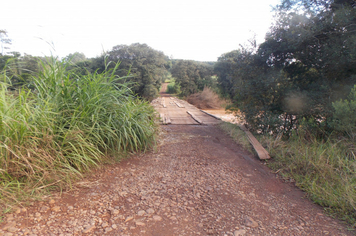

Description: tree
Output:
[216,0,356,134]
[0,30,12,55]
[106,43,169,100]
[63,52,86,64]
[260,0,356,103]
[171,60,215,97]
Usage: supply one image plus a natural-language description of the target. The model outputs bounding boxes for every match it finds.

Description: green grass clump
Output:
[219,122,252,153]
[0,57,157,207]
[260,130,356,226]
[166,80,180,94]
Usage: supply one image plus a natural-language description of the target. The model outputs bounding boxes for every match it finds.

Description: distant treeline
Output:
[0,44,218,101]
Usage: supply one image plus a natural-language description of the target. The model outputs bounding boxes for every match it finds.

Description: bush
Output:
[187,87,226,109]
[332,85,356,139]
[166,81,181,94]
[261,129,356,225]
[0,57,157,204]
[142,84,159,101]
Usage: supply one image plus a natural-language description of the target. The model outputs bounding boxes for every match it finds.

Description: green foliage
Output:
[0,30,11,55]
[0,57,157,204]
[61,44,170,101]
[171,60,215,97]
[106,43,169,100]
[142,84,159,101]
[166,80,181,94]
[216,0,356,135]
[215,45,294,134]
[219,122,252,153]
[0,53,41,88]
[332,84,356,139]
[261,129,356,225]
[63,52,86,64]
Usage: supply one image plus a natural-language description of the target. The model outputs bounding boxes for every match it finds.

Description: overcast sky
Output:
[1,0,280,61]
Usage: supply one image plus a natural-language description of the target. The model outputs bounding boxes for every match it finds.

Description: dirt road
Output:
[0,89,353,235]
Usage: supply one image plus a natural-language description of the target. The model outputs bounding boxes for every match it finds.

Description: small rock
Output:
[82,225,95,234]
[153,215,162,221]
[146,208,155,214]
[112,224,118,229]
[40,206,49,212]
[137,210,146,216]
[51,206,61,212]
[234,229,246,236]
[125,216,134,222]
[136,221,146,226]
[244,216,258,228]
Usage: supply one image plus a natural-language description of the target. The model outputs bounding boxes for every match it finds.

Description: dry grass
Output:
[187,87,227,109]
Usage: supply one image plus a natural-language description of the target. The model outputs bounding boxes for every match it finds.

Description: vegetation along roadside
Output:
[0,57,158,212]
[215,0,356,227]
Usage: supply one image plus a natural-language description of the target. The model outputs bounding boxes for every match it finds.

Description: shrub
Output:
[0,57,157,204]
[166,81,181,94]
[261,129,356,225]
[332,85,356,139]
[187,87,225,109]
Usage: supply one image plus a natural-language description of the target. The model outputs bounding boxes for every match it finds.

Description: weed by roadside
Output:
[0,57,158,211]
[259,131,356,227]
[220,118,356,227]
[218,122,252,153]
[166,80,181,95]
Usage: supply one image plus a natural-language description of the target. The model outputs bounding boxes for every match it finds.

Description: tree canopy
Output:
[215,0,356,134]
[106,43,169,100]
[0,30,12,55]
[171,60,215,97]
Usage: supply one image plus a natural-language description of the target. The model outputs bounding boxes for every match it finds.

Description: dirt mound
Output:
[187,87,226,109]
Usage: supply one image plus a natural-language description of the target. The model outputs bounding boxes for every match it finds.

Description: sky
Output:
[1,0,280,61]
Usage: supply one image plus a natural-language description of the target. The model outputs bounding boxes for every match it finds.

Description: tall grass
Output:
[0,57,157,207]
[166,80,180,94]
[260,130,356,225]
